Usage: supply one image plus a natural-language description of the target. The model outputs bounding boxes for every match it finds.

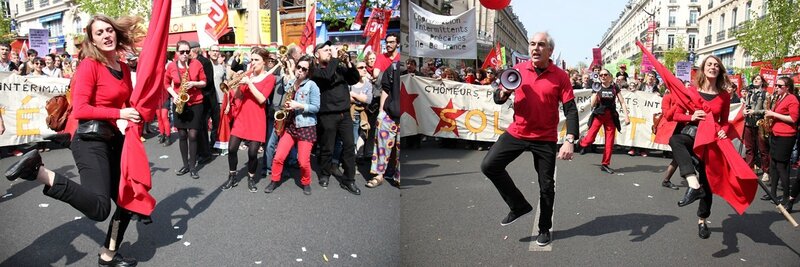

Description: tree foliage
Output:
[736,0,800,69]
[76,0,151,20]
[318,0,392,31]
[663,36,688,72]
[0,4,13,43]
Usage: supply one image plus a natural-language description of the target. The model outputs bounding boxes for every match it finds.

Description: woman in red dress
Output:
[221,47,275,192]
[165,40,207,179]
[4,14,146,266]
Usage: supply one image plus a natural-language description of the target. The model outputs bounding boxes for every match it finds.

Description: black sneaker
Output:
[535,231,551,246]
[500,204,533,226]
[303,185,311,195]
[247,177,257,193]
[263,181,277,193]
[98,253,138,267]
[600,165,615,174]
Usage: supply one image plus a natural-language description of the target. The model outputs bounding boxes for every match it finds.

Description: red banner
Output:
[592,48,602,67]
[481,45,498,70]
[760,68,778,93]
[205,0,231,40]
[351,0,369,31]
[729,74,743,97]
[363,8,392,54]
[300,5,317,55]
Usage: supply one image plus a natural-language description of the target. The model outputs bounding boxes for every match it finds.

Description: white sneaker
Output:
[761,173,770,183]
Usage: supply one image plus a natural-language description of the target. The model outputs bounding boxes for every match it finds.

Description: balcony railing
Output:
[182,3,201,16]
[716,30,725,41]
[704,35,712,45]
[686,20,698,27]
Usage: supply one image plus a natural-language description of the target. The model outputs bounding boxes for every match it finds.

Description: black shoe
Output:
[263,181,277,193]
[303,185,311,195]
[98,253,138,267]
[5,150,43,181]
[221,173,237,190]
[661,181,679,190]
[340,182,361,195]
[600,165,615,174]
[787,200,794,213]
[678,187,706,207]
[698,222,710,239]
[536,231,552,246]
[175,167,190,176]
[328,166,344,178]
[319,176,329,187]
[760,194,773,201]
[501,204,533,226]
[247,177,257,192]
[157,134,165,144]
[190,170,199,179]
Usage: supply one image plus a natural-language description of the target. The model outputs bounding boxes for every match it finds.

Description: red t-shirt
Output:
[506,61,575,142]
[165,60,205,105]
[71,58,133,126]
[373,52,400,72]
[230,75,275,143]
[770,93,799,137]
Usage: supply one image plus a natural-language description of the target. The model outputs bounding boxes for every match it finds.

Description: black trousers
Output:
[669,133,713,218]
[480,132,556,232]
[317,111,356,182]
[198,93,216,158]
[769,136,794,202]
[43,133,133,251]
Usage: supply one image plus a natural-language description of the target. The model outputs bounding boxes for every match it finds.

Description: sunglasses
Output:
[296,66,309,72]
[599,73,610,77]
[178,50,190,55]
[776,84,788,88]
[357,66,366,69]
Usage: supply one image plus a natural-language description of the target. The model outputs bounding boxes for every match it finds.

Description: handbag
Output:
[76,120,117,142]
[680,124,698,138]
[45,94,71,131]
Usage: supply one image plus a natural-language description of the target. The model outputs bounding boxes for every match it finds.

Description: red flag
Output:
[760,68,778,94]
[350,0,369,31]
[362,8,392,54]
[117,0,172,217]
[481,45,497,70]
[300,5,317,55]
[636,41,757,215]
[205,0,231,40]
[19,41,27,62]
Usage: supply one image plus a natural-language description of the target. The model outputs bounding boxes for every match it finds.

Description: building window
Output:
[689,9,698,24]
[25,0,33,11]
[745,1,752,21]
[708,0,713,9]
[74,17,83,34]
[707,19,712,34]
[688,34,696,51]
[691,0,698,2]
[39,0,47,8]
[668,10,676,27]
[732,8,738,27]
[2,1,10,18]
[719,14,725,31]
[668,34,675,49]
[761,1,767,17]
[44,19,63,37]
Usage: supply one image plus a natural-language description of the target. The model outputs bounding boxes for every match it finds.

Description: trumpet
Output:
[338,44,350,65]
[278,45,288,56]
[220,69,253,94]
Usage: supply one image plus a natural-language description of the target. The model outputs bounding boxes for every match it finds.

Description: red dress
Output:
[215,91,233,149]
[230,75,275,143]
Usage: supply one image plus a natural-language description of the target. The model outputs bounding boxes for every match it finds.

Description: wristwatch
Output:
[563,136,579,145]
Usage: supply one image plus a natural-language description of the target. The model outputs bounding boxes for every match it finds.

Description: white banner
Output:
[400,74,743,151]
[408,1,476,59]
[0,72,70,147]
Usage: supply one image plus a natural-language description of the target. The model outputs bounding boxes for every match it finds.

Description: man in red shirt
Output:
[372,33,399,72]
[481,32,579,247]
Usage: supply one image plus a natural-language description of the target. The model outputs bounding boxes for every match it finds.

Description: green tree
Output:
[736,0,800,69]
[319,0,391,31]
[0,4,13,43]
[75,0,151,19]
[663,36,688,72]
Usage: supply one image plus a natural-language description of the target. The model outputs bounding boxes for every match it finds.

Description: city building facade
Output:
[696,0,766,71]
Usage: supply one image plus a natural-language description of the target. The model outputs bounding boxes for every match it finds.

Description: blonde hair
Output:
[78,15,146,65]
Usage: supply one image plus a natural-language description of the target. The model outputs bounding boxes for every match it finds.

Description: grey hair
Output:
[531,32,555,50]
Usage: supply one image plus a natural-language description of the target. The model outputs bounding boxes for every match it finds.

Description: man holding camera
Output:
[480,32,579,246]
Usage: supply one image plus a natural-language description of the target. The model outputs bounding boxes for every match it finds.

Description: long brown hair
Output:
[693,55,730,92]
[78,15,146,65]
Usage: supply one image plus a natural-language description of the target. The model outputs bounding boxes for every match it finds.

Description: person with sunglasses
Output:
[28,57,46,76]
[576,69,631,174]
[762,77,799,212]
[165,40,207,179]
[264,55,320,195]
[221,47,276,192]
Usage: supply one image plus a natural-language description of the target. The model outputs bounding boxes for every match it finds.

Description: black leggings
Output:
[43,134,133,251]
[228,135,261,175]
[669,133,713,218]
[178,128,199,170]
[769,136,794,202]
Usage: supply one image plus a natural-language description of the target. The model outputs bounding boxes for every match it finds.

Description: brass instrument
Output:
[756,93,775,139]
[220,69,252,94]
[274,80,296,136]
[278,45,288,56]
[175,66,191,114]
[338,44,350,65]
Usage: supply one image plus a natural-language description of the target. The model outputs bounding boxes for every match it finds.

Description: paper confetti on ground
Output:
[183,242,190,246]
[633,183,640,187]
[323,254,329,262]
[301,247,306,252]
[503,236,508,240]
[587,196,596,200]
[296,259,302,262]
[174,226,180,229]
[74,216,82,220]
[333,254,339,259]
[647,195,653,198]
[351,254,357,258]
[159,155,169,159]
[2,193,12,198]
[617,173,625,176]
[255,261,262,264]
[177,235,183,239]
[740,259,746,262]
[38,203,49,208]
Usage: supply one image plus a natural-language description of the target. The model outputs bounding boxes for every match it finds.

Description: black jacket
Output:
[310,58,360,114]
[195,55,218,103]
[382,62,404,121]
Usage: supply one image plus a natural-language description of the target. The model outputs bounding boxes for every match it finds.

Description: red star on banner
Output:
[430,99,467,137]
[400,82,419,122]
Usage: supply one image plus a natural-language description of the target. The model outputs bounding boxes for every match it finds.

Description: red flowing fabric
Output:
[636,41,757,215]
[118,0,171,217]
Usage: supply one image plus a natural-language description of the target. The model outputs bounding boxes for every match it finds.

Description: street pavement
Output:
[0,134,399,266]
[401,140,800,266]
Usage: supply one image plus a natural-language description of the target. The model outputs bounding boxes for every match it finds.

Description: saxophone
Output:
[274,80,296,136]
[756,93,775,139]
[175,67,191,114]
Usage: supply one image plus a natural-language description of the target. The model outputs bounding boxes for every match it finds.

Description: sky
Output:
[511,0,630,68]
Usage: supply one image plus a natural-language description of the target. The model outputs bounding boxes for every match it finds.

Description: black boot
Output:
[221,172,237,190]
[247,176,257,193]
[678,187,706,207]
[5,150,43,181]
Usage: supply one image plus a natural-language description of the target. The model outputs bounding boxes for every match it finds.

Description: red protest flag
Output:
[351,0,369,31]
[300,5,317,55]
[205,0,231,40]
[481,45,498,70]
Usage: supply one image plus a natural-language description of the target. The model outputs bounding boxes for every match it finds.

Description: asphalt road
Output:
[0,134,400,266]
[401,140,800,266]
